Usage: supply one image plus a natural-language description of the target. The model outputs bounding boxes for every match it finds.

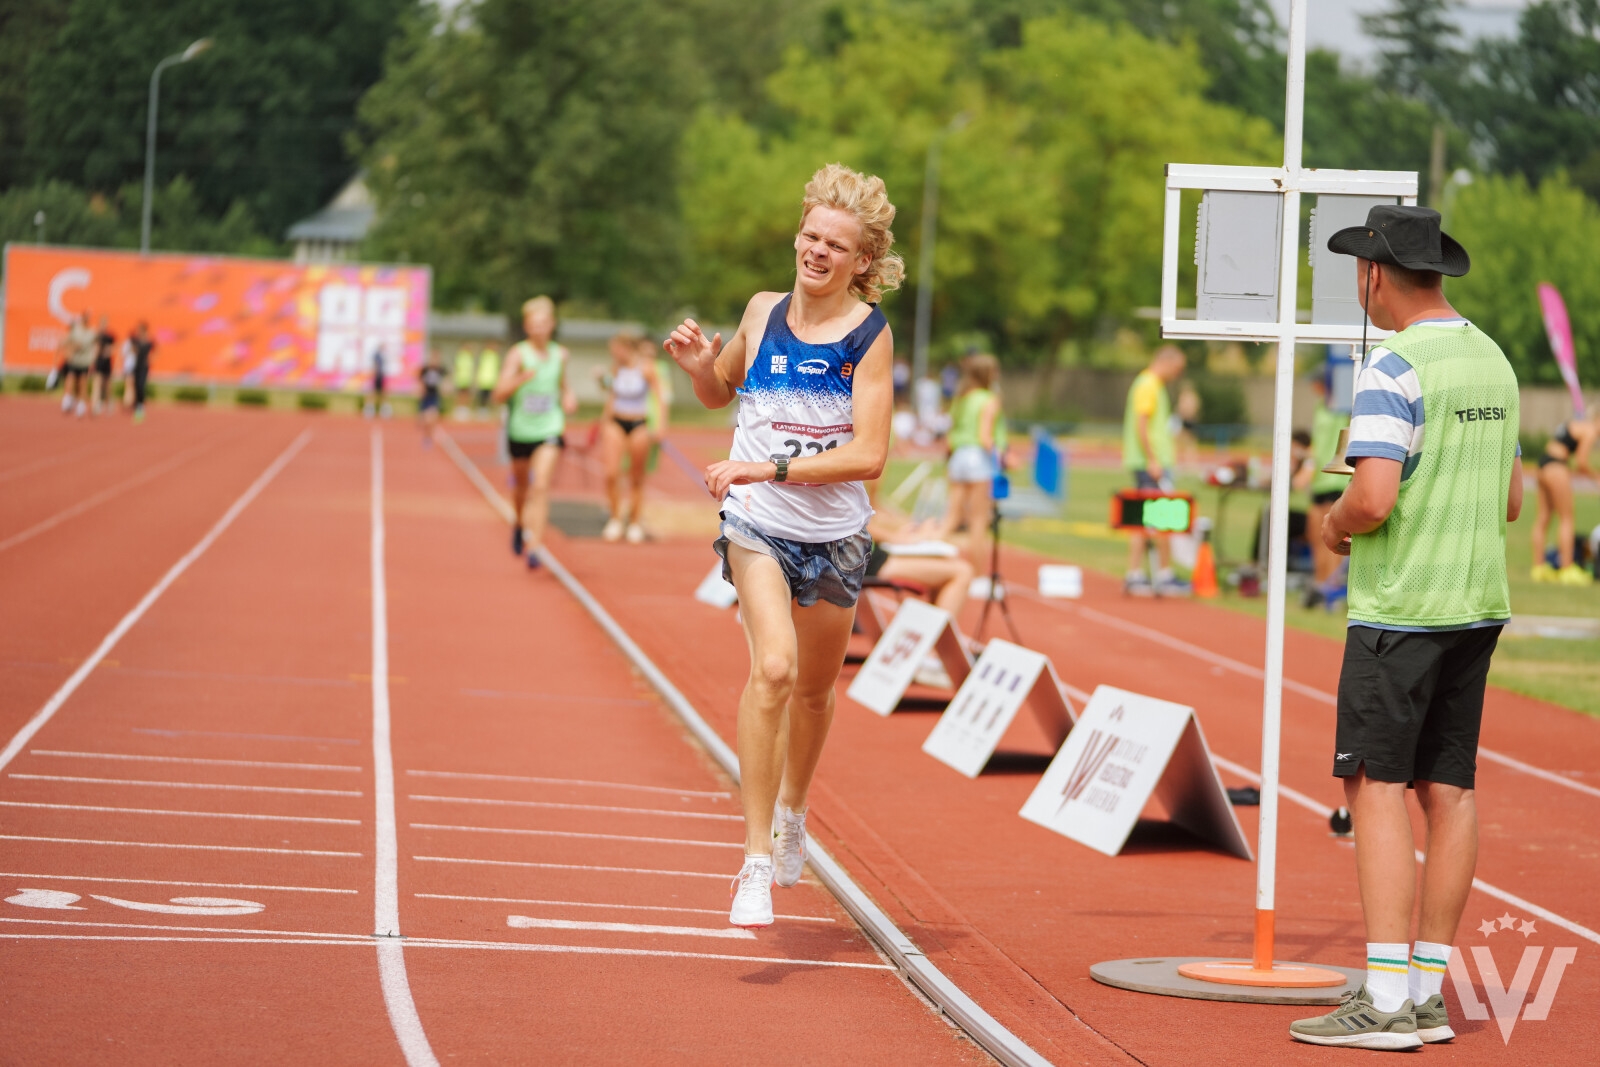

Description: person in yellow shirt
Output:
[1121,345,1188,596]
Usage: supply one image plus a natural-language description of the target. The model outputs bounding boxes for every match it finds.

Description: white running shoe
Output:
[729,856,774,927]
[625,522,646,544]
[772,804,807,888]
[75,399,86,417]
[602,517,625,542]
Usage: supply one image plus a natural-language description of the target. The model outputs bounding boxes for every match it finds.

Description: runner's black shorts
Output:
[1333,624,1503,789]
[507,434,563,460]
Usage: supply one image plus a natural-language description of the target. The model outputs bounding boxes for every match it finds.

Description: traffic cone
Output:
[1192,535,1220,598]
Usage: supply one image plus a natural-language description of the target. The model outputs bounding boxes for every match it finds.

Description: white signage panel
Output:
[1020,685,1250,859]
[922,639,1075,778]
[846,599,967,717]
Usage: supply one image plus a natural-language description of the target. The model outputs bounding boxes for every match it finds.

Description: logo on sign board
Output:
[880,631,923,667]
[1057,722,1148,816]
[1450,913,1578,1044]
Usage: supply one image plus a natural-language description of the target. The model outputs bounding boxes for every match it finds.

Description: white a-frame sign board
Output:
[922,639,1076,778]
[1019,685,1251,859]
[846,598,970,716]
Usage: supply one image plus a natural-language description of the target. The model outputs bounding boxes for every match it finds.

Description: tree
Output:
[679,10,1279,356]
[0,0,71,191]
[21,0,413,239]
[1448,172,1600,385]
[1457,0,1600,199]
[0,178,277,255]
[1360,0,1466,106]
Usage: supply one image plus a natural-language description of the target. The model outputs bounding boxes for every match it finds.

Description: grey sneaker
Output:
[1289,986,1422,1050]
[1124,573,1154,597]
[1414,994,1454,1043]
[772,803,807,888]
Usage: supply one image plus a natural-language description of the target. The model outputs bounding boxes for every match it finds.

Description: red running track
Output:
[448,421,1600,1066]
[0,399,986,1064]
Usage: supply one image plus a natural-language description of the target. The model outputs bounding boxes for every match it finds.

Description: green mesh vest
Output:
[1348,321,1519,628]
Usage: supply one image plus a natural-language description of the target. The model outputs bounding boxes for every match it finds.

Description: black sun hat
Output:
[1326,204,1470,277]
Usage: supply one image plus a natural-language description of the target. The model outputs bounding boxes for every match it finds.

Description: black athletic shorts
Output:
[1311,489,1342,506]
[613,416,647,435]
[1333,624,1503,790]
[507,434,563,460]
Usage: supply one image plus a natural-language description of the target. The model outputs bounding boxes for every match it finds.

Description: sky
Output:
[1265,0,1530,67]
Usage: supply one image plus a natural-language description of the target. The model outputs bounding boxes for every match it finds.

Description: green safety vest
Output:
[1122,369,1174,471]
[506,340,566,443]
[1309,404,1351,497]
[474,348,501,391]
[453,348,476,388]
[1348,321,1520,629]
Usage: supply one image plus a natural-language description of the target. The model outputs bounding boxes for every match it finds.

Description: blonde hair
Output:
[799,163,905,303]
[522,295,556,318]
[956,353,1000,396]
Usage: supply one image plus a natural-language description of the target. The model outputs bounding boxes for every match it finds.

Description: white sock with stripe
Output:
[1366,942,1411,1011]
[1409,941,1451,1004]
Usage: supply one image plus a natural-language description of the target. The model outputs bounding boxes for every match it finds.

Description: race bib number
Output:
[521,392,554,415]
[771,420,851,458]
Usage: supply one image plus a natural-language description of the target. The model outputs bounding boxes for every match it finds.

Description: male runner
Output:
[417,352,446,441]
[1290,205,1521,1050]
[492,297,575,569]
[665,163,901,927]
[127,321,155,422]
[452,345,476,420]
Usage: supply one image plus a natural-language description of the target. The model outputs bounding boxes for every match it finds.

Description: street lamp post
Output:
[910,112,970,389]
[141,38,212,254]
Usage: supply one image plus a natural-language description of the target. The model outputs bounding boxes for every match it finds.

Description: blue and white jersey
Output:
[724,293,887,542]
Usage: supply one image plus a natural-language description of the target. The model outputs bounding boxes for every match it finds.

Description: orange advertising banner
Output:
[1,244,431,389]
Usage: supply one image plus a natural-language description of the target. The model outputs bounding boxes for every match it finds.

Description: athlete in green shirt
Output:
[491,296,576,568]
[1292,206,1523,1051]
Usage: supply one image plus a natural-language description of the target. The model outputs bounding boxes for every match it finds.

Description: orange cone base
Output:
[1177,960,1348,988]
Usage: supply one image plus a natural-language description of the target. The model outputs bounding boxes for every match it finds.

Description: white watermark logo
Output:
[1448,912,1577,1044]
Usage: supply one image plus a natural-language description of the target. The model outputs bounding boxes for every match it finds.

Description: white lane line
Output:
[0,443,95,485]
[0,800,360,826]
[30,750,361,773]
[9,774,361,797]
[408,794,739,821]
[1211,754,1600,948]
[409,823,740,849]
[0,834,360,857]
[414,892,835,923]
[0,872,355,894]
[507,914,755,940]
[1021,589,1600,802]
[414,855,730,880]
[369,429,439,1067]
[0,431,312,774]
[0,916,364,938]
[406,769,730,800]
[0,932,896,968]
[0,439,215,553]
[133,726,361,743]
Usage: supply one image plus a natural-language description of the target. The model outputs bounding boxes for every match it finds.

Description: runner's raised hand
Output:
[664,319,722,379]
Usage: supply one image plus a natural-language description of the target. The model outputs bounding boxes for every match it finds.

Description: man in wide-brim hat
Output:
[1289,205,1525,1050]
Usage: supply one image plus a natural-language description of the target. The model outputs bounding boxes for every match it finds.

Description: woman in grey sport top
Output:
[599,330,666,543]
[665,164,902,929]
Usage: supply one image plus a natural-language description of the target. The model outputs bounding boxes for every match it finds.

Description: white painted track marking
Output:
[0,872,354,894]
[409,793,739,821]
[30,750,361,772]
[1210,753,1600,948]
[133,726,361,742]
[507,914,755,940]
[0,834,360,857]
[415,855,732,880]
[0,431,312,775]
[0,442,96,485]
[10,774,361,797]
[0,800,360,825]
[414,892,834,923]
[406,768,730,799]
[0,931,896,967]
[0,439,217,553]
[368,430,439,1067]
[409,823,740,849]
[0,917,357,937]
[1024,589,1600,801]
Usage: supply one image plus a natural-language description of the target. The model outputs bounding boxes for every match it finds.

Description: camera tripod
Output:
[974,491,1022,644]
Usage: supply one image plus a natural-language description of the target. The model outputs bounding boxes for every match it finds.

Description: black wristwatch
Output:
[769,453,789,483]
